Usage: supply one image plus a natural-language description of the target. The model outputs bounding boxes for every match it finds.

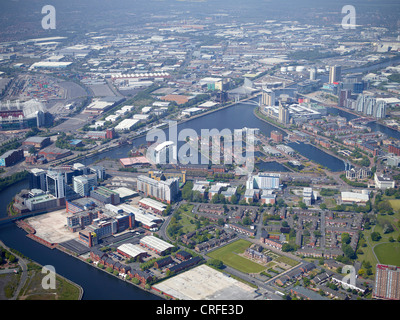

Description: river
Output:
[0,181,162,300]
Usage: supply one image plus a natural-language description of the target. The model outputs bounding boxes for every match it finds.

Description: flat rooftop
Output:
[153,264,261,300]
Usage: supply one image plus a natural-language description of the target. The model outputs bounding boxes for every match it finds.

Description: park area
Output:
[374,242,400,266]
[207,239,266,274]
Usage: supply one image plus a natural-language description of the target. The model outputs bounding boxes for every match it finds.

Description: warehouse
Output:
[38,146,71,161]
[139,198,167,215]
[118,204,162,229]
[23,136,51,150]
[341,191,370,204]
[117,243,148,261]
[0,149,24,167]
[115,119,140,131]
[139,235,174,255]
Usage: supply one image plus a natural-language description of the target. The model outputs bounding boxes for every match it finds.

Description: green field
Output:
[374,242,400,266]
[207,239,266,273]
[388,199,400,211]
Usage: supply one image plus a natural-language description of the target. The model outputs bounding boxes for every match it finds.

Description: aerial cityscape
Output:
[0,0,399,306]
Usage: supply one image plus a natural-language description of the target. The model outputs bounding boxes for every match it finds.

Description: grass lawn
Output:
[207,239,266,274]
[374,242,400,266]
[388,199,400,212]
[176,204,196,234]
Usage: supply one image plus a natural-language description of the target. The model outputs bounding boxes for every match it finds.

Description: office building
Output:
[28,168,47,190]
[374,173,395,189]
[46,171,66,199]
[73,174,97,197]
[373,264,400,300]
[246,173,280,190]
[329,65,341,84]
[25,193,64,212]
[90,186,120,205]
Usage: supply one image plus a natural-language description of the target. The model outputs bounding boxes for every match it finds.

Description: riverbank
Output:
[0,239,84,300]
[14,216,167,300]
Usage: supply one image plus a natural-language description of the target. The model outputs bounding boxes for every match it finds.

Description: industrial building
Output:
[38,146,72,162]
[138,198,167,215]
[139,235,174,255]
[341,191,370,204]
[0,149,24,167]
[114,119,140,131]
[22,136,51,150]
[117,243,148,261]
[118,203,162,229]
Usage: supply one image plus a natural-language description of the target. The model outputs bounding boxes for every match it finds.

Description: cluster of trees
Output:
[320,188,339,197]
[55,132,86,151]
[0,171,29,193]
[341,233,356,260]
[0,139,22,156]
[0,247,17,265]
[374,193,394,215]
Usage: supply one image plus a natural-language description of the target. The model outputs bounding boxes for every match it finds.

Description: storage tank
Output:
[296,66,305,72]
[287,66,295,72]
[280,67,287,73]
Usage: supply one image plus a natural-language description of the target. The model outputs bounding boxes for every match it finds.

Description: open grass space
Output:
[207,239,266,274]
[388,199,400,212]
[374,242,400,266]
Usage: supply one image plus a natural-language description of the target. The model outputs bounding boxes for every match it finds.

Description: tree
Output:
[207,259,224,269]
[341,233,351,245]
[371,232,381,241]
[282,243,295,252]
[242,216,252,226]
[230,194,238,204]
[342,244,356,259]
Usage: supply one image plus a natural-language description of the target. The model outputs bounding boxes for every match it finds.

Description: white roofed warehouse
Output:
[139,235,174,255]
[117,243,149,261]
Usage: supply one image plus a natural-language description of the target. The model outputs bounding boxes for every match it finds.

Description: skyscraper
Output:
[329,65,341,84]
[374,99,387,119]
[29,168,47,191]
[373,264,400,300]
[262,88,275,107]
[309,68,316,81]
[73,174,98,197]
[46,171,66,199]
[278,105,290,124]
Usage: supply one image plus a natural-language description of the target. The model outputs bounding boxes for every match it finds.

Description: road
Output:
[0,240,28,300]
